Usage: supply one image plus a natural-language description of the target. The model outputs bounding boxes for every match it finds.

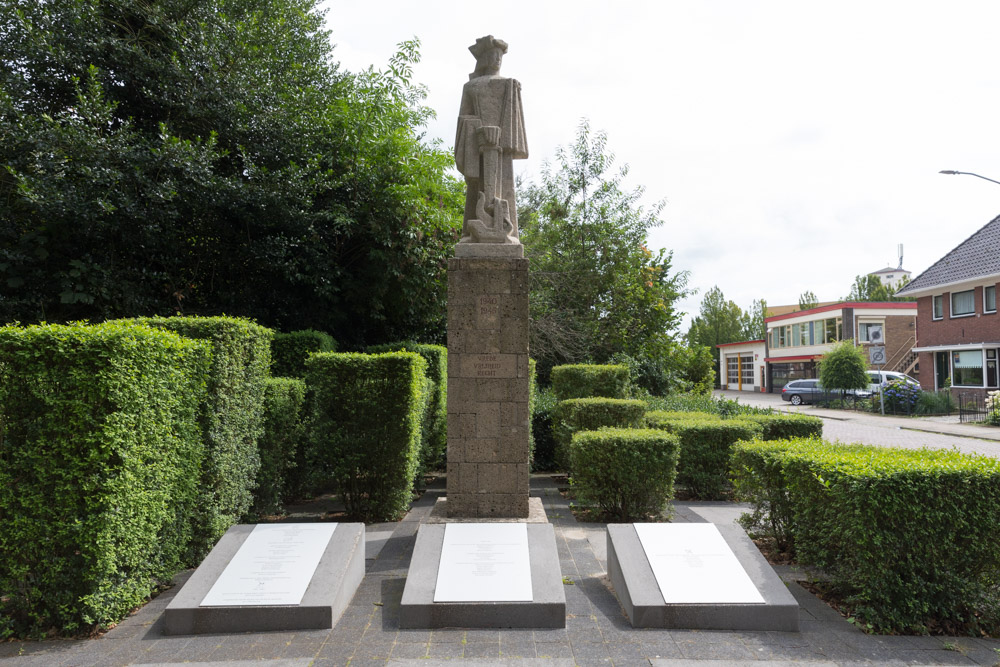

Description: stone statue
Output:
[455,35,528,254]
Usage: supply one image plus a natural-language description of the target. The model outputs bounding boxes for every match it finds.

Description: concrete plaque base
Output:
[399,523,565,628]
[164,523,364,635]
[607,523,799,631]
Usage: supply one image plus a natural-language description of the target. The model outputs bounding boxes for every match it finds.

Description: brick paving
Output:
[3,473,999,667]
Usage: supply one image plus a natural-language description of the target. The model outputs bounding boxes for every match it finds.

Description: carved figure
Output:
[455,35,528,245]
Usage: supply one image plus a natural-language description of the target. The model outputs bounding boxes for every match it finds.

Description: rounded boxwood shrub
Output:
[551,363,630,400]
[570,428,680,521]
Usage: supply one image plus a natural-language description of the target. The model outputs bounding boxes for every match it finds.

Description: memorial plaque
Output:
[434,523,532,602]
[200,524,337,607]
[634,523,764,604]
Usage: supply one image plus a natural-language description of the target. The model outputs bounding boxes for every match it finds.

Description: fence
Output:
[958,392,1000,425]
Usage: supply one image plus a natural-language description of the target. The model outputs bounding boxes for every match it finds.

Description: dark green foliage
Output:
[129,316,272,561]
[570,428,680,521]
[551,363,630,400]
[305,352,425,522]
[552,398,647,470]
[737,413,823,440]
[645,413,763,499]
[0,1,463,344]
[367,342,447,472]
[271,330,336,378]
[732,439,1000,633]
[251,377,307,517]
[608,346,715,396]
[0,322,209,637]
[530,385,559,471]
[644,392,773,417]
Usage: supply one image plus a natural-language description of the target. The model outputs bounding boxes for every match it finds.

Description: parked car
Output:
[866,371,920,394]
[780,379,866,406]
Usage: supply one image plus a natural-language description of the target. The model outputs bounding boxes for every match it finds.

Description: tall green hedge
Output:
[570,428,680,522]
[272,329,336,378]
[0,322,209,636]
[645,412,762,499]
[306,352,426,522]
[551,364,630,400]
[367,342,446,472]
[251,377,307,517]
[552,398,647,470]
[130,316,272,560]
[732,438,1000,633]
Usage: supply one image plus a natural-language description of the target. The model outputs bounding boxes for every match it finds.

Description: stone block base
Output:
[399,523,565,628]
[163,523,364,635]
[607,523,799,631]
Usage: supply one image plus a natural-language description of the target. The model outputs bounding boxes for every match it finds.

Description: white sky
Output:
[320,1,1000,330]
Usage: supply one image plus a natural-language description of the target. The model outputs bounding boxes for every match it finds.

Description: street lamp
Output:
[939,170,1000,186]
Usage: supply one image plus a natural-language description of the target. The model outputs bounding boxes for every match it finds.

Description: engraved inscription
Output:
[475,353,500,377]
[479,296,499,316]
[459,353,517,378]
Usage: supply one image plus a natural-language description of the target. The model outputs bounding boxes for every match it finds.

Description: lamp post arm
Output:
[939,170,1000,187]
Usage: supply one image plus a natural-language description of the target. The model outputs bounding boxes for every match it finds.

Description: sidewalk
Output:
[2,475,996,667]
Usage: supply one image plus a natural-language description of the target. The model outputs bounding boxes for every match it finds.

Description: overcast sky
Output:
[321,1,1000,331]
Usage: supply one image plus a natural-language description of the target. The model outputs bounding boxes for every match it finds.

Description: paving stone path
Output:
[3,475,999,667]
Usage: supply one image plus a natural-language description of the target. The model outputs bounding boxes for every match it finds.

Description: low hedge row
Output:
[569,428,680,521]
[368,342,447,473]
[271,329,336,378]
[0,322,210,636]
[131,316,272,561]
[645,413,762,499]
[731,438,1000,633]
[737,412,823,440]
[251,377,307,516]
[552,398,647,471]
[305,352,426,522]
[551,363,630,400]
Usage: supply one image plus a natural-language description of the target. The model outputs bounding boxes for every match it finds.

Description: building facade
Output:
[764,302,918,392]
[716,340,766,392]
[896,215,1000,399]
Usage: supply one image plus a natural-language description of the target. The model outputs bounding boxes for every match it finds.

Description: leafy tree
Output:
[0,0,462,344]
[798,291,819,311]
[845,275,915,303]
[741,298,769,341]
[519,120,689,381]
[818,339,869,399]
[687,286,745,378]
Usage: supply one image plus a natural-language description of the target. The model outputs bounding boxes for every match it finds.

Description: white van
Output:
[867,370,920,393]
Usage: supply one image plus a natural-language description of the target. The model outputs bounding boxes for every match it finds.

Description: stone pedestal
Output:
[446,256,530,518]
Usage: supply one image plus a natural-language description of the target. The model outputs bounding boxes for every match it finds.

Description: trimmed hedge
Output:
[570,428,680,521]
[306,352,426,522]
[731,438,1000,633]
[367,342,446,472]
[645,410,718,426]
[551,364,630,400]
[271,329,336,378]
[251,377,307,517]
[645,413,762,499]
[552,398,647,471]
[0,322,209,636]
[737,413,823,440]
[131,316,272,561]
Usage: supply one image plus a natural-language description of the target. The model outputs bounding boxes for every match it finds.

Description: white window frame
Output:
[932,295,943,320]
[950,290,976,318]
[857,321,882,343]
[985,285,997,314]
[952,349,986,388]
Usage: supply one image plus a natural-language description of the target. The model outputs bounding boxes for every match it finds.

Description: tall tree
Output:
[0,0,462,344]
[845,275,915,303]
[687,286,746,376]
[519,120,689,379]
[742,298,769,340]
[798,290,819,311]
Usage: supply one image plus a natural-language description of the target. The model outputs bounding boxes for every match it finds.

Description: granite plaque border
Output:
[399,523,565,628]
[164,523,364,635]
[607,523,799,631]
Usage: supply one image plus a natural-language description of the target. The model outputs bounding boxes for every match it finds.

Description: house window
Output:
[858,322,882,343]
[932,295,943,320]
[951,290,975,317]
[777,327,786,348]
[791,324,800,347]
[823,317,841,343]
[799,324,809,346]
[985,285,996,314]
[952,350,984,387]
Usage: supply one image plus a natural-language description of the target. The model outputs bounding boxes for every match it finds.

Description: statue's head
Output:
[469,35,507,77]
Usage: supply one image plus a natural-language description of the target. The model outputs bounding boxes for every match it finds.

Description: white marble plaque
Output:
[634,523,765,605]
[434,523,532,602]
[200,523,337,606]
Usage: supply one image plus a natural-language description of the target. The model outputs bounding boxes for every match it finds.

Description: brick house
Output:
[895,214,1000,399]
[764,302,918,392]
